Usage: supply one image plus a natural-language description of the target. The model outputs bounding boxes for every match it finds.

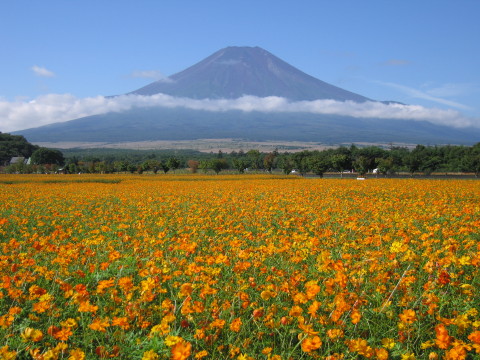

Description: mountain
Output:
[16,107,480,145]
[13,46,480,146]
[130,46,370,102]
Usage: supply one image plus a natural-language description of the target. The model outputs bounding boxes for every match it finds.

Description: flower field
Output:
[1,174,479,360]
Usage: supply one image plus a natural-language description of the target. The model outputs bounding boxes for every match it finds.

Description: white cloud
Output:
[0,93,478,133]
[31,65,55,78]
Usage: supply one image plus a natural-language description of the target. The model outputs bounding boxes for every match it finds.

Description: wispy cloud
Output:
[381,59,410,66]
[422,83,476,98]
[31,65,55,78]
[375,80,473,111]
[129,70,172,82]
[1,93,478,133]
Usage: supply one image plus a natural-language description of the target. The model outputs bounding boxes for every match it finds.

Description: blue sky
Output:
[1,0,479,132]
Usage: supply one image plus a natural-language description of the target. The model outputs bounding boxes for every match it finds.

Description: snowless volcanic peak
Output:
[130,46,371,102]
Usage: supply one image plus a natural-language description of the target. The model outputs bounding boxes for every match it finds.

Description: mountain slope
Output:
[130,46,370,102]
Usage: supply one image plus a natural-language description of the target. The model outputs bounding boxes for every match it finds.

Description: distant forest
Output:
[1,132,480,176]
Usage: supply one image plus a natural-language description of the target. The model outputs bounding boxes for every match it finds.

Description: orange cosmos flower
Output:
[89,317,110,332]
[194,350,208,358]
[21,327,44,342]
[210,318,226,329]
[179,283,193,297]
[171,340,192,360]
[289,305,303,317]
[445,346,467,360]
[347,338,374,357]
[32,300,50,313]
[78,300,98,313]
[112,316,130,330]
[351,309,362,324]
[118,276,134,293]
[327,328,344,340]
[260,289,276,301]
[435,324,451,349]
[47,325,73,341]
[305,281,320,299]
[96,279,115,294]
[301,336,322,352]
[399,309,417,324]
[60,318,78,329]
[28,285,47,299]
[150,322,170,336]
[230,317,242,332]
[308,300,320,317]
[68,348,86,360]
[375,348,389,360]
[53,327,73,341]
[0,345,17,360]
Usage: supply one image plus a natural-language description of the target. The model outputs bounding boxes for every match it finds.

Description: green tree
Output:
[292,151,311,175]
[263,152,276,173]
[159,160,170,174]
[232,158,248,173]
[167,157,181,173]
[246,150,262,170]
[330,154,350,176]
[308,152,329,177]
[142,160,161,174]
[0,132,39,165]
[353,156,370,176]
[31,148,65,165]
[405,145,427,175]
[377,157,395,175]
[420,156,442,175]
[114,161,129,173]
[461,143,480,177]
[199,160,210,173]
[278,155,294,175]
[210,159,229,174]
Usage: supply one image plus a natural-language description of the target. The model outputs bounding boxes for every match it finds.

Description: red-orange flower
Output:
[468,331,480,344]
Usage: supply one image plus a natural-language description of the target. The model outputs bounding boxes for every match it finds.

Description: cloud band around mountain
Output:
[1,93,478,133]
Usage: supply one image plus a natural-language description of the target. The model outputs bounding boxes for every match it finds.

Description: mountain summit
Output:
[130,46,370,102]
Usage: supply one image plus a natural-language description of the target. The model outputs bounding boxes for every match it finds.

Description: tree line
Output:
[60,144,480,176]
[1,132,480,176]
